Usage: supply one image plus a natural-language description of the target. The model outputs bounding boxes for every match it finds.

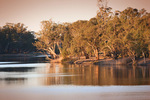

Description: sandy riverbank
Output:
[62,57,150,66]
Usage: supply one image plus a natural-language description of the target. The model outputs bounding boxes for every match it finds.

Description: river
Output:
[0,61,150,100]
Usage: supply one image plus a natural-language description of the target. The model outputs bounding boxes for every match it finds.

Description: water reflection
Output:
[44,64,150,86]
[0,62,49,87]
[0,62,150,87]
[0,67,35,72]
[0,78,27,85]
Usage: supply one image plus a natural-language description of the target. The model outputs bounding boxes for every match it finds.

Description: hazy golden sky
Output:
[0,0,150,32]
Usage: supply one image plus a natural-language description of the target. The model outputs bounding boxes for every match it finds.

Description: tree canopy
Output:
[34,1,150,64]
[0,23,36,54]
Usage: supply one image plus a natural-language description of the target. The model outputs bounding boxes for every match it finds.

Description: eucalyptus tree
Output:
[61,23,72,58]
[94,0,113,59]
[102,12,123,59]
[0,23,35,54]
[146,13,150,58]
[117,7,150,64]
[80,18,102,60]
[69,20,91,59]
[34,20,69,59]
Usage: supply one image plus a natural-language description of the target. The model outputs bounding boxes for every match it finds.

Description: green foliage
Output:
[34,5,150,61]
[34,20,70,58]
[0,23,35,54]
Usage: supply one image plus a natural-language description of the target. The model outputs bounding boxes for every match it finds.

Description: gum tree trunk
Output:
[94,49,99,60]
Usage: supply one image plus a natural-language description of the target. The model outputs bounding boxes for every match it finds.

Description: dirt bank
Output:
[74,57,132,65]
[72,57,150,66]
[137,58,150,66]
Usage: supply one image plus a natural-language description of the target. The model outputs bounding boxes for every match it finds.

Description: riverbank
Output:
[61,57,150,66]
[0,54,49,62]
[74,57,132,65]
[0,54,150,66]
[94,58,150,66]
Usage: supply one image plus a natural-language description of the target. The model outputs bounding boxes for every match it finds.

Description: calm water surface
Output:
[0,61,150,100]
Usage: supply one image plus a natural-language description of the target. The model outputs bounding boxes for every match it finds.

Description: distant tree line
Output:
[35,2,150,65]
[1,0,148,65]
[0,23,36,54]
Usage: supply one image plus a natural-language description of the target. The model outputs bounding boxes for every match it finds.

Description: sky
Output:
[0,0,150,32]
